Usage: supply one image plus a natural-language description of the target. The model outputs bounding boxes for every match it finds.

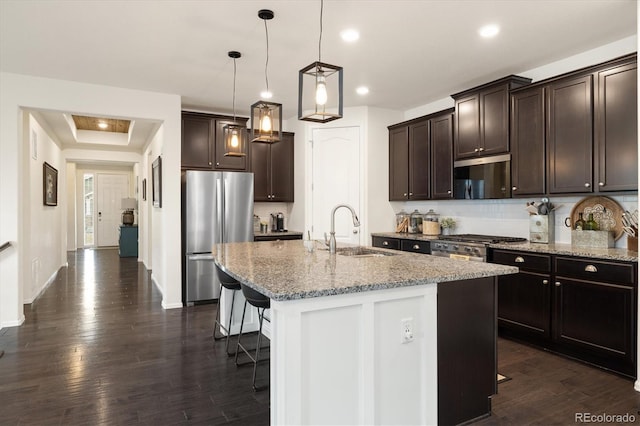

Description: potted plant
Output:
[440,217,456,235]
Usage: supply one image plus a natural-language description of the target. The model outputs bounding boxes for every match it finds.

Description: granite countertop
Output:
[489,242,638,262]
[371,232,638,262]
[213,240,517,301]
[371,232,441,241]
[254,230,304,237]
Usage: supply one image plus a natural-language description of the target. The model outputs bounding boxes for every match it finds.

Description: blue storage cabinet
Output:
[119,225,138,257]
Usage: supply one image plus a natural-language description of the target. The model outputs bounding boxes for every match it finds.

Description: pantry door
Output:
[311,126,361,245]
[96,173,129,247]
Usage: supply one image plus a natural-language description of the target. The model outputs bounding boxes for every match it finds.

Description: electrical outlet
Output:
[401,317,414,344]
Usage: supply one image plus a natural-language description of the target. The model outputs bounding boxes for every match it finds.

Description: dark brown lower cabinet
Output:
[438,277,496,426]
[372,235,430,254]
[492,249,637,378]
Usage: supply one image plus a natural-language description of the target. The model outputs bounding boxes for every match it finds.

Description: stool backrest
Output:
[240,283,270,309]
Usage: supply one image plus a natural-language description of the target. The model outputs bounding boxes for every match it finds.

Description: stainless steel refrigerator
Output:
[182,170,254,304]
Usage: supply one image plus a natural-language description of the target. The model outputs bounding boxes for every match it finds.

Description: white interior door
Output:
[97,173,129,247]
[311,126,361,245]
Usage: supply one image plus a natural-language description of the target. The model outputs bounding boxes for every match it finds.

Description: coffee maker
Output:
[270,212,285,232]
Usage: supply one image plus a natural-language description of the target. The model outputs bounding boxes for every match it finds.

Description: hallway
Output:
[0,249,270,425]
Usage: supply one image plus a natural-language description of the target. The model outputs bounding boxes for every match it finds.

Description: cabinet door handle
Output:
[478,147,485,152]
[555,281,561,287]
[598,182,605,187]
[542,279,549,285]
[584,265,598,273]
[209,161,212,165]
[584,182,591,188]
[382,241,389,246]
[512,186,517,191]
[447,190,451,194]
[409,192,413,196]
[514,256,525,263]
[474,148,479,152]
[403,193,407,197]
[413,244,420,250]
[216,162,220,166]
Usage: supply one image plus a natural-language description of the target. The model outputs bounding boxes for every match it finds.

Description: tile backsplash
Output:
[390,194,638,248]
[254,202,293,230]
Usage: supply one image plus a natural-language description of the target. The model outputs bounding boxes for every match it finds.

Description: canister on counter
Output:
[409,209,423,234]
[423,209,440,236]
[395,210,409,233]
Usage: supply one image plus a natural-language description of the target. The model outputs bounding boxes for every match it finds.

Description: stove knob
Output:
[464,247,472,252]
[474,248,481,254]
[453,245,459,250]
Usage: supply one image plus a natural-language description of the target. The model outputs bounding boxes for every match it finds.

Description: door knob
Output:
[584,183,591,188]
[542,279,549,285]
[353,229,358,234]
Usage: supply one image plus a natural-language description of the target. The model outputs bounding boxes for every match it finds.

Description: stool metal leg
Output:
[235,300,248,366]
[252,307,266,391]
[213,286,238,357]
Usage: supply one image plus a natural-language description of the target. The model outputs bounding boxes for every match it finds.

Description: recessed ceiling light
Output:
[356,86,369,95]
[340,29,360,42]
[479,24,500,38]
[260,90,273,99]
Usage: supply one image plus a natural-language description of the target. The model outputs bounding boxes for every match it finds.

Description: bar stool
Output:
[235,283,270,391]
[213,265,241,357]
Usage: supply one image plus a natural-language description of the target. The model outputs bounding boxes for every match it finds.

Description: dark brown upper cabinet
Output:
[511,86,546,197]
[181,111,249,171]
[547,75,594,194]
[430,111,455,199]
[594,58,638,192]
[388,108,454,201]
[510,53,637,196]
[251,132,294,202]
[389,120,429,201]
[452,76,531,161]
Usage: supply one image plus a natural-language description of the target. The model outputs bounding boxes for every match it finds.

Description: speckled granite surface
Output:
[371,232,638,262]
[213,240,518,301]
[489,242,638,262]
[254,231,303,238]
[371,232,440,242]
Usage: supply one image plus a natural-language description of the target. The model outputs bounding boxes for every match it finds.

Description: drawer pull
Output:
[555,281,561,287]
[514,256,525,263]
[382,241,389,246]
[413,244,420,250]
[542,279,548,285]
[584,265,598,273]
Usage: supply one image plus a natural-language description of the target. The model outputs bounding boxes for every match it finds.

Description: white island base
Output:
[270,284,438,425]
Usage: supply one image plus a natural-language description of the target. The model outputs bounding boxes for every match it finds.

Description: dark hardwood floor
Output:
[1,248,639,425]
[0,249,270,425]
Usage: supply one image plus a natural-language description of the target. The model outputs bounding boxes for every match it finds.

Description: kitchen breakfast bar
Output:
[213,240,518,425]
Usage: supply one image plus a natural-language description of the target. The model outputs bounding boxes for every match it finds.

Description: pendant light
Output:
[298,0,343,123]
[224,51,246,157]
[251,9,282,143]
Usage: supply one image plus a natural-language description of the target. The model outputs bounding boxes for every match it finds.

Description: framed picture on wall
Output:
[43,162,58,206]
[142,178,147,201]
[152,156,162,208]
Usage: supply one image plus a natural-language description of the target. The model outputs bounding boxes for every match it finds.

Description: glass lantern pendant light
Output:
[224,51,246,157]
[251,9,282,143]
[298,0,343,123]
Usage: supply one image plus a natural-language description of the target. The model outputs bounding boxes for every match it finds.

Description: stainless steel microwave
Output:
[453,154,511,199]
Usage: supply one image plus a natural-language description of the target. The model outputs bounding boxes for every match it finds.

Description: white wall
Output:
[0,72,182,328]
[23,113,66,304]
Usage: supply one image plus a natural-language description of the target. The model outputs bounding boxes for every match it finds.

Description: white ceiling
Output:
[0,0,637,152]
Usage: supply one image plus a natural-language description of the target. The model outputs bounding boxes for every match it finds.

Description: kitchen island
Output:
[213,240,518,425]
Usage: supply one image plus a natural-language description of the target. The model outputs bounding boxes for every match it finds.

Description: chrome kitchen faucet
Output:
[325,204,360,254]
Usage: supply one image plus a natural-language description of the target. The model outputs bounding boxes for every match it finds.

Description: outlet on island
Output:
[401,317,414,344]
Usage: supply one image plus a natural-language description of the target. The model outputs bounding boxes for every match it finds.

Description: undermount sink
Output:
[335,246,398,257]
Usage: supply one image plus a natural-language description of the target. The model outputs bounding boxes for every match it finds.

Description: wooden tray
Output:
[570,196,625,241]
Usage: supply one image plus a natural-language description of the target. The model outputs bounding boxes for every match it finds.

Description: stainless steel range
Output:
[431,234,527,262]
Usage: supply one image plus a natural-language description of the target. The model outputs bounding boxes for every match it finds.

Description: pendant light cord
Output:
[264,19,270,93]
[318,0,323,63]
[232,57,237,121]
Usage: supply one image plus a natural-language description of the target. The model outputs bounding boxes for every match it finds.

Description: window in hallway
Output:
[83,173,94,246]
